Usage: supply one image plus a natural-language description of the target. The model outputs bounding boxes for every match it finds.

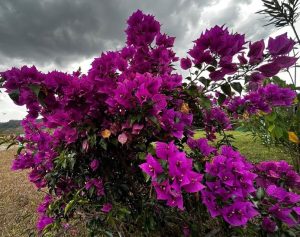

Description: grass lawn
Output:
[0,131,292,236]
[194,131,291,163]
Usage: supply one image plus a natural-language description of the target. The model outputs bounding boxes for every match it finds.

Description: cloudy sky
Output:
[0,0,298,122]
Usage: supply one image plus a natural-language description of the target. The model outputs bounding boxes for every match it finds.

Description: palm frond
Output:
[258,0,300,28]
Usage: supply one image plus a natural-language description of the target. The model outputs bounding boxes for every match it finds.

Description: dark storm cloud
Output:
[0,0,269,71]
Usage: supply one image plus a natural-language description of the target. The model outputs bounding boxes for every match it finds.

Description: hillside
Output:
[0,120,23,134]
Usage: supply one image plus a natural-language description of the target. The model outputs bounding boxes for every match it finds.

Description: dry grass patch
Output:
[0,148,43,237]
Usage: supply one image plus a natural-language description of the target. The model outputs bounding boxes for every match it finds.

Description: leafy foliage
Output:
[258,0,300,27]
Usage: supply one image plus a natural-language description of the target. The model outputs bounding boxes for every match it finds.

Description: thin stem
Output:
[287,69,296,85]
[293,48,297,87]
[291,23,300,46]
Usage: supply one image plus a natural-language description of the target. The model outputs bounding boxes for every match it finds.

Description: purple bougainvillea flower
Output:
[180,57,192,70]
[85,178,105,196]
[182,225,190,237]
[168,152,192,177]
[209,70,226,81]
[266,185,300,203]
[135,84,151,104]
[90,159,99,171]
[221,201,258,226]
[248,40,265,64]
[293,207,300,215]
[152,180,171,200]
[37,195,52,214]
[139,154,163,178]
[267,33,295,56]
[203,146,258,226]
[126,10,160,46]
[156,33,175,47]
[262,217,276,233]
[187,138,216,156]
[257,62,281,77]
[101,203,113,213]
[269,205,297,227]
[261,84,297,106]
[37,215,54,231]
[155,141,177,160]
[255,160,300,189]
[182,171,204,193]
[132,123,144,135]
[118,133,128,145]
[201,190,220,217]
[166,184,184,210]
[238,52,248,65]
[217,171,235,186]
[250,72,265,83]
[273,56,298,68]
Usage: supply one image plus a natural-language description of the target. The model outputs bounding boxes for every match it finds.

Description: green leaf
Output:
[194,63,202,70]
[138,152,146,160]
[231,82,243,94]
[274,126,283,139]
[268,124,275,132]
[17,145,24,155]
[69,156,76,170]
[285,229,297,237]
[266,112,277,122]
[103,231,114,237]
[218,93,226,105]
[244,75,251,83]
[99,139,107,150]
[256,187,265,200]
[29,84,41,97]
[235,126,248,132]
[64,199,75,215]
[147,144,156,155]
[119,207,131,215]
[221,83,231,96]
[199,77,211,88]
[156,173,167,183]
[0,77,5,87]
[206,66,215,72]
[62,158,67,169]
[272,76,286,87]
[8,89,20,102]
[194,162,201,172]
[186,84,199,97]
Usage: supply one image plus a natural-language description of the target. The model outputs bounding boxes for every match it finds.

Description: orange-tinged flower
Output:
[180,103,190,114]
[101,129,111,139]
[256,110,267,117]
[288,132,300,144]
[242,112,249,120]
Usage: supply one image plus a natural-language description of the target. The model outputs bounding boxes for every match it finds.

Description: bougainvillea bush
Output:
[1,10,300,236]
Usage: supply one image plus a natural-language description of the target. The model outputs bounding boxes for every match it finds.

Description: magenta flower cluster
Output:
[187,26,245,80]
[140,141,204,210]
[254,161,300,232]
[202,146,258,226]
[255,160,300,189]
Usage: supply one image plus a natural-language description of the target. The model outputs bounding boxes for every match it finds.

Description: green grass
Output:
[194,130,291,163]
